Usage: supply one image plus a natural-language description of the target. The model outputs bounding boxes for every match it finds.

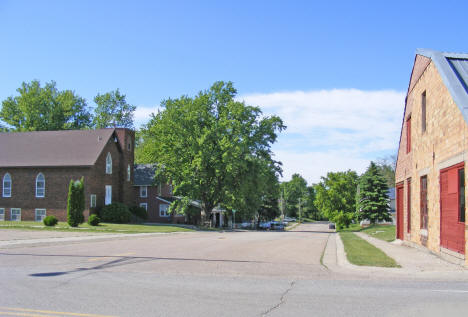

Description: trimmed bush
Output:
[67,177,85,227]
[101,202,131,223]
[129,206,148,220]
[88,214,100,226]
[43,215,58,227]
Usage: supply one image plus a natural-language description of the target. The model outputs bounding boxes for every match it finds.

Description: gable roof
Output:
[133,164,157,186]
[416,49,468,122]
[0,129,116,167]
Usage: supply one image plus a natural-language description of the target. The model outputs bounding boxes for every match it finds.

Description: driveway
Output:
[1,223,468,317]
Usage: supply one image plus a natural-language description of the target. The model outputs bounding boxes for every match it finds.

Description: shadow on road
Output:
[0,252,270,278]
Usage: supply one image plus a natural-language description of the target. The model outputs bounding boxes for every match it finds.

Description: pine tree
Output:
[356,162,392,224]
[67,178,85,227]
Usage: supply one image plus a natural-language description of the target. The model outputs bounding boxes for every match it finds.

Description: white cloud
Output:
[240,89,406,184]
[134,106,161,128]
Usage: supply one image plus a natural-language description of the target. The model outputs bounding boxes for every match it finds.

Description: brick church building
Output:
[0,128,181,223]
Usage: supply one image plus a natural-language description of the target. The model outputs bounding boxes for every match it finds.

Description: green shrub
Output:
[129,206,148,220]
[67,177,85,227]
[43,215,58,227]
[101,202,131,223]
[88,214,100,226]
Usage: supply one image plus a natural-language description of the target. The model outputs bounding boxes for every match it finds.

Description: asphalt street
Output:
[1,223,468,317]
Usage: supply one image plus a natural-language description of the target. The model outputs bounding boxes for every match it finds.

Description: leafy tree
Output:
[0,80,92,131]
[356,162,392,224]
[137,81,285,222]
[93,89,136,129]
[281,173,308,218]
[314,170,358,229]
[67,178,85,227]
[305,186,320,220]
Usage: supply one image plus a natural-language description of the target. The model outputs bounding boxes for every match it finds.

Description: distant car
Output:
[284,217,296,222]
[240,222,252,229]
[270,221,285,230]
[329,223,336,229]
[259,221,271,230]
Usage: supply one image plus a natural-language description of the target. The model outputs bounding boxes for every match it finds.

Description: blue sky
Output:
[1,0,468,183]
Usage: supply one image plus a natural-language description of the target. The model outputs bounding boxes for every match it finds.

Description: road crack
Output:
[261,280,296,316]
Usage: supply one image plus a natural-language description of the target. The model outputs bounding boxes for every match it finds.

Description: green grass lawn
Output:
[340,232,400,267]
[0,221,196,234]
[337,224,396,242]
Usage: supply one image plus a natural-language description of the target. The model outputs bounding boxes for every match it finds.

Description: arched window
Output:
[36,173,45,198]
[127,164,131,181]
[106,153,112,174]
[3,173,11,197]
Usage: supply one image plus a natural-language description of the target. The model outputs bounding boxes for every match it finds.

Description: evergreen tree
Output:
[67,177,85,227]
[356,162,392,224]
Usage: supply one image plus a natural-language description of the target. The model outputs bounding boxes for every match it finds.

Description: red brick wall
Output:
[134,184,185,223]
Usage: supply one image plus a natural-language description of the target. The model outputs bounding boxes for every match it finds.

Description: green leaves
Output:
[136,81,284,219]
[356,162,391,224]
[0,80,92,131]
[93,89,136,129]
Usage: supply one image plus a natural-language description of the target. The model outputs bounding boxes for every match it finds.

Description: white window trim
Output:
[159,204,169,217]
[140,203,148,211]
[105,185,112,205]
[140,186,148,198]
[11,208,21,221]
[36,173,45,198]
[90,194,96,208]
[35,209,46,222]
[0,208,4,221]
[3,173,11,197]
[106,152,112,174]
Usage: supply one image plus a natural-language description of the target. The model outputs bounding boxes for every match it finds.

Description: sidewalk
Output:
[323,231,468,280]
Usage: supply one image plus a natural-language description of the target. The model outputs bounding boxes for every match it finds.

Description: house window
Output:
[0,208,4,221]
[159,204,169,217]
[3,173,11,197]
[127,137,132,151]
[420,175,428,229]
[105,185,112,205]
[36,173,45,198]
[106,152,112,174]
[407,178,411,233]
[140,186,147,198]
[158,182,162,196]
[90,194,96,208]
[459,168,465,223]
[169,184,173,195]
[140,203,148,211]
[127,164,131,181]
[35,209,46,222]
[406,116,411,153]
[11,208,21,221]
[421,91,426,133]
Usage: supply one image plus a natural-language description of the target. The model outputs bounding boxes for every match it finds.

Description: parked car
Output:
[284,217,296,222]
[270,221,285,230]
[240,222,253,229]
[259,221,271,230]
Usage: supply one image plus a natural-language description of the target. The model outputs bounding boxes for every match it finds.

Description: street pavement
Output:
[1,223,468,317]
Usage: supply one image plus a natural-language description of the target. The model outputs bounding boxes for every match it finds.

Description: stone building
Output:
[395,49,468,265]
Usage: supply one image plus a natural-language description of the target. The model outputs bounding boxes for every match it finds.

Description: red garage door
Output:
[440,163,465,254]
[396,184,404,240]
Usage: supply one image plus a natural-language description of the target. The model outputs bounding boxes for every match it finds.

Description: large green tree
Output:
[356,162,392,224]
[137,81,285,221]
[281,173,308,218]
[0,80,92,131]
[376,155,397,188]
[314,170,358,228]
[93,89,136,129]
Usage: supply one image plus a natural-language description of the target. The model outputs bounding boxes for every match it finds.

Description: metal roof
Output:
[416,49,468,124]
[0,129,116,167]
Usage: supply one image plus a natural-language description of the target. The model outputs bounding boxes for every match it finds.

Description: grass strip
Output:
[340,232,400,267]
[0,221,195,234]
[337,224,395,242]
